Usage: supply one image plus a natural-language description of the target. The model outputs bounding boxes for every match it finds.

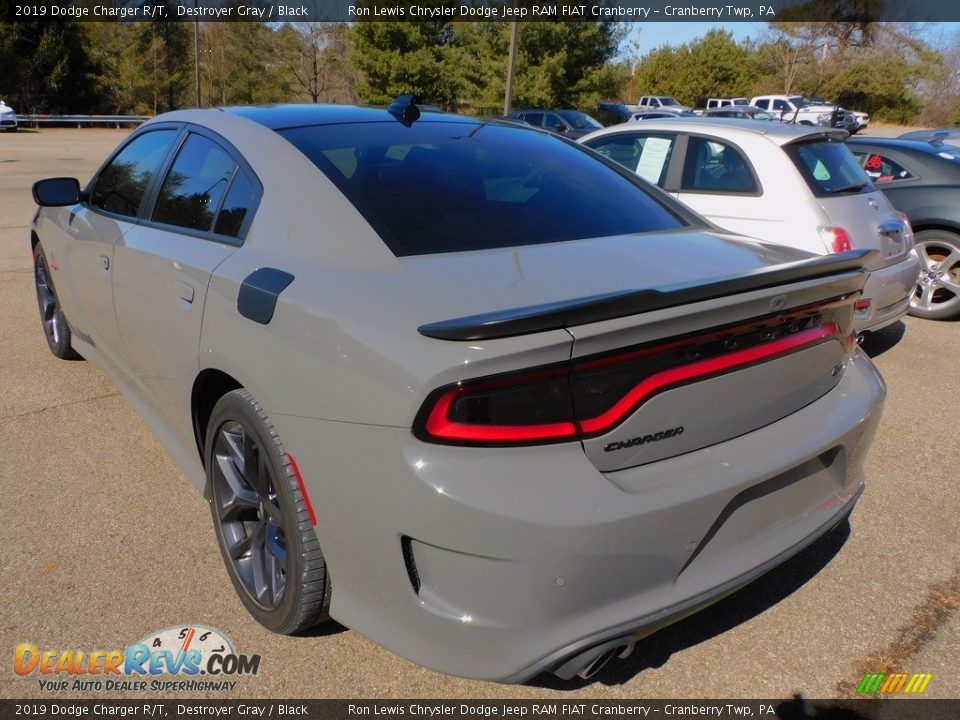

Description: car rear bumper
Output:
[856,250,921,333]
[271,349,885,683]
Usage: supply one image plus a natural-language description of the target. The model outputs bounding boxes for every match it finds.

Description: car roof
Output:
[584,117,847,145]
[222,104,467,130]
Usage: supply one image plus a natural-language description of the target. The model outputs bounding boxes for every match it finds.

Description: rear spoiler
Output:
[418,249,875,341]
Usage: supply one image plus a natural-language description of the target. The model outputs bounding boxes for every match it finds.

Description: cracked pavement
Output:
[1,128,957,701]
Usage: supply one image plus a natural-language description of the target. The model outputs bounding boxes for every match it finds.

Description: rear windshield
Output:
[785,140,875,197]
[279,121,686,256]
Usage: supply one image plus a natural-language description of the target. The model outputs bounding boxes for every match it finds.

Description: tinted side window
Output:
[682,137,757,193]
[584,133,676,187]
[214,172,256,237]
[544,113,565,131]
[89,130,178,219]
[153,134,236,232]
[853,151,914,183]
[524,112,544,127]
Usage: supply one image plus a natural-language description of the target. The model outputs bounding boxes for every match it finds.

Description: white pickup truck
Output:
[751,95,859,133]
[636,95,691,112]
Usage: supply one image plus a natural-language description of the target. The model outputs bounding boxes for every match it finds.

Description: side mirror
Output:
[554,124,568,133]
[33,177,82,207]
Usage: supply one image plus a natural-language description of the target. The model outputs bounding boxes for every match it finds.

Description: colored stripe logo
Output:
[857,673,933,694]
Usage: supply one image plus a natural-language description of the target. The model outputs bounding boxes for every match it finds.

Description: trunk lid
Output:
[408,232,869,474]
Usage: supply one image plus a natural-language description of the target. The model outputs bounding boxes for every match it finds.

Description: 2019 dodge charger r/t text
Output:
[30,102,885,683]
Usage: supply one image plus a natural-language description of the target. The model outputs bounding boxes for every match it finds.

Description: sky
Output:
[619,21,960,58]
[625,22,767,51]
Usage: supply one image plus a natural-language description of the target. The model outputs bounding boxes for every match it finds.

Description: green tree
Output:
[84,22,148,114]
[137,13,191,113]
[350,21,460,107]
[630,30,755,106]
[0,20,98,113]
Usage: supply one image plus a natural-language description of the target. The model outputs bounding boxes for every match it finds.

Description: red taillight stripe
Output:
[286,453,317,526]
[577,323,841,435]
[424,387,579,442]
[423,322,843,444]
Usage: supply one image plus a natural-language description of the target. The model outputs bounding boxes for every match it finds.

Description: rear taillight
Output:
[420,367,578,444]
[819,226,853,254]
[414,298,854,447]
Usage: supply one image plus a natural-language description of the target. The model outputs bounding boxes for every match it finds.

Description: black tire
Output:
[205,388,331,634]
[909,229,960,320]
[34,244,81,360]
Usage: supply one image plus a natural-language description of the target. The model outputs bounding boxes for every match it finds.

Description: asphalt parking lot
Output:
[1,128,957,701]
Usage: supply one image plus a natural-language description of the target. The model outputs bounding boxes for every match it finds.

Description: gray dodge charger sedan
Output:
[30,102,885,683]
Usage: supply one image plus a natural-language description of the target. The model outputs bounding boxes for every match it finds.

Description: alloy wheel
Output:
[211,420,288,609]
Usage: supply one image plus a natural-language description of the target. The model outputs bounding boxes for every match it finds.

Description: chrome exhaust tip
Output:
[552,637,636,681]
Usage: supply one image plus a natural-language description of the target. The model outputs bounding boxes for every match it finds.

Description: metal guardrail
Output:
[19,114,152,128]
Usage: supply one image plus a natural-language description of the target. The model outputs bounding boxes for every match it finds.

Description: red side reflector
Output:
[854,299,872,310]
[286,453,317,526]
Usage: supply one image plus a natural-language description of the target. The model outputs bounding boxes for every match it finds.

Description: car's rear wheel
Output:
[910,229,960,320]
[206,389,331,633]
[34,244,80,359]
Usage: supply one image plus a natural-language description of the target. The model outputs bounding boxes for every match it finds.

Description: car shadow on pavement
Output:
[858,321,905,358]
[530,518,852,689]
[296,619,349,638]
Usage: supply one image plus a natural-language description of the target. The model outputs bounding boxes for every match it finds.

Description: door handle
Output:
[99,254,110,270]
[177,280,195,304]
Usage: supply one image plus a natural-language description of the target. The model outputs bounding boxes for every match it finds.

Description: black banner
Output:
[2,700,960,720]
[3,0,960,23]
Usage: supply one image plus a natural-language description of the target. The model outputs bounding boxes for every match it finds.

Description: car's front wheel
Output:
[910,229,960,320]
[34,244,81,359]
[206,389,331,633]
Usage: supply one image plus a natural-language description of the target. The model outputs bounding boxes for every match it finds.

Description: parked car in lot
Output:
[30,102,886,683]
[636,95,691,111]
[0,100,17,132]
[580,118,920,335]
[703,105,778,121]
[594,102,635,126]
[751,95,859,133]
[694,97,750,114]
[630,109,698,121]
[898,128,960,149]
[508,108,602,138]
[848,136,960,319]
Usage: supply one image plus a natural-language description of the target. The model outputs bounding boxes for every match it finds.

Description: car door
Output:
[56,128,180,364]
[111,129,260,450]
[674,135,770,238]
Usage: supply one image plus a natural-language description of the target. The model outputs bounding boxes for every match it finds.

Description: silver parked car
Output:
[31,103,885,683]
[0,99,17,132]
[580,118,921,335]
